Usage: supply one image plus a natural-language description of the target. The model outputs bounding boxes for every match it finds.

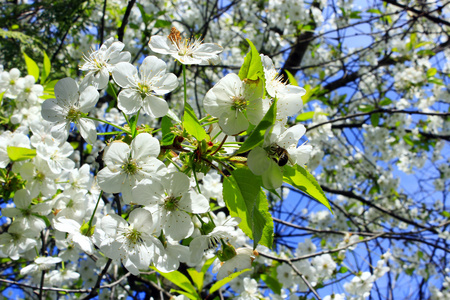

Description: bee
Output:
[271,145,291,167]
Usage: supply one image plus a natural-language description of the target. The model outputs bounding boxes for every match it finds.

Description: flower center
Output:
[122,158,139,175]
[34,171,45,182]
[66,107,82,122]
[231,96,247,112]
[137,82,152,98]
[125,227,142,244]
[168,27,201,57]
[163,195,180,211]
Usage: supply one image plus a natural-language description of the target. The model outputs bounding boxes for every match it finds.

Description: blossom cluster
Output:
[0,30,317,298]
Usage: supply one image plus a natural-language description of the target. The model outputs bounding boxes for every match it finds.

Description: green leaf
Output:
[223,174,252,239]
[428,78,444,85]
[161,116,174,137]
[209,269,251,294]
[403,134,415,146]
[201,256,216,274]
[154,19,172,28]
[183,102,208,141]
[427,68,437,77]
[70,142,79,150]
[371,112,380,126]
[260,274,282,294]
[187,268,204,291]
[358,105,374,113]
[170,289,199,300]
[379,98,392,106]
[129,113,139,138]
[285,70,298,86]
[253,190,273,248]
[162,132,176,146]
[223,168,273,248]
[136,3,154,25]
[237,100,277,154]
[300,84,320,104]
[23,52,40,82]
[151,267,198,297]
[238,39,264,83]
[296,111,315,122]
[415,41,433,49]
[417,49,435,56]
[367,8,382,14]
[283,165,332,213]
[339,266,348,273]
[441,211,450,218]
[7,146,36,162]
[41,52,51,83]
[350,10,361,19]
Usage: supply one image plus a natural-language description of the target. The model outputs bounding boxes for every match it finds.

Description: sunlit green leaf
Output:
[23,52,40,82]
[261,274,282,294]
[223,168,273,248]
[296,111,315,122]
[7,146,36,162]
[187,268,204,291]
[285,69,298,86]
[41,52,51,83]
[238,39,264,83]
[183,102,208,141]
[371,113,380,126]
[283,165,332,213]
[209,269,251,294]
[151,267,198,297]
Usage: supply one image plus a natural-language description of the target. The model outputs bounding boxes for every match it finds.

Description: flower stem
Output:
[85,116,131,134]
[192,165,202,193]
[88,190,103,228]
[182,64,187,108]
[210,135,228,156]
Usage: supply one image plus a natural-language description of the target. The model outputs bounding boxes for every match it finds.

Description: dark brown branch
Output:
[117,0,136,42]
[383,0,450,27]
[320,186,439,234]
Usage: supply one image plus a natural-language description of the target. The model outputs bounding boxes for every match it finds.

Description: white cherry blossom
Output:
[112,56,178,117]
[132,172,210,240]
[203,73,265,135]
[97,133,166,203]
[80,37,131,89]
[41,77,99,144]
[99,208,163,275]
[261,54,306,119]
[149,27,223,65]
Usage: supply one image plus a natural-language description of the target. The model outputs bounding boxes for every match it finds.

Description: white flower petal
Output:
[218,111,248,135]
[79,86,99,112]
[131,133,160,161]
[178,191,210,214]
[247,147,270,175]
[78,118,97,144]
[112,62,138,88]
[164,211,193,240]
[163,172,190,197]
[54,78,78,104]
[142,94,169,118]
[117,89,142,115]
